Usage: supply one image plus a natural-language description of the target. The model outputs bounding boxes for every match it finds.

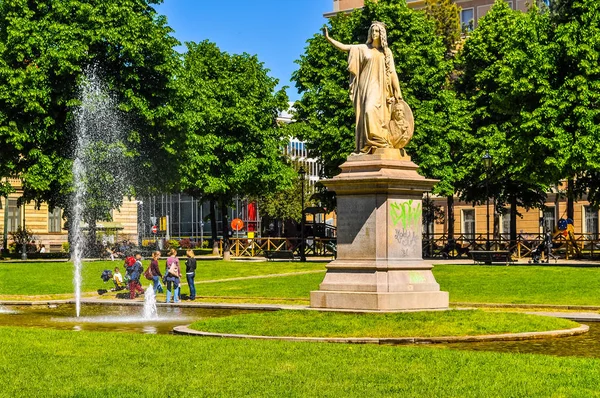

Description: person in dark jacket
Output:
[129,253,144,299]
[150,251,164,294]
[185,249,197,301]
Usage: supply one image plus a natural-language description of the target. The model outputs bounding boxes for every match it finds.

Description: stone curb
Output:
[172,324,589,345]
[452,302,600,311]
[3,298,600,315]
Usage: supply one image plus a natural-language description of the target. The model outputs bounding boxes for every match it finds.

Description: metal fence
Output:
[219,233,600,260]
[223,237,337,258]
[422,233,600,260]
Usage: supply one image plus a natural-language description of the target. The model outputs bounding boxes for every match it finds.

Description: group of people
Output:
[109,249,197,302]
[104,240,135,261]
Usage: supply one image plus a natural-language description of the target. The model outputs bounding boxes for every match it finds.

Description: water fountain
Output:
[143,284,158,320]
[71,66,128,317]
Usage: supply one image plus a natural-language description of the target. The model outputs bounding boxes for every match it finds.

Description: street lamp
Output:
[298,166,306,262]
[482,152,493,250]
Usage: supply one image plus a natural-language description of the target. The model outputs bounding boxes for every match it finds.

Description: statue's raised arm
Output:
[323,27,351,52]
[324,22,413,155]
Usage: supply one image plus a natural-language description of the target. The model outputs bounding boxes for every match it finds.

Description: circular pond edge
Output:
[172,324,589,345]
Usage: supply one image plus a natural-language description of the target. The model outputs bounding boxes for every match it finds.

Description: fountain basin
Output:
[0,303,256,334]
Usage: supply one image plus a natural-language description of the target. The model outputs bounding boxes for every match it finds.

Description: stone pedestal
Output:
[310,148,449,311]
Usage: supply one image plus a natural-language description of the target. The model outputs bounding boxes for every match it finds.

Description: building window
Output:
[584,206,598,238]
[7,199,21,233]
[461,8,474,31]
[48,207,62,233]
[543,207,555,234]
[462,209,475,239]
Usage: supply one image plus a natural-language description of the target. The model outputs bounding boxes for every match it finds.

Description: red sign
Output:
[231,218,244,231]
[151,225,158,234]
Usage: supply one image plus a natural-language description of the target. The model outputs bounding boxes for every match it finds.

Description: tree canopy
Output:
[0,0,179,207]
[171,40,294,252]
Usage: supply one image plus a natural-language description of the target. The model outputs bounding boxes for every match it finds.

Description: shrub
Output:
[179,238,197,249]
[62,242,70,253]
[166,239,180,250]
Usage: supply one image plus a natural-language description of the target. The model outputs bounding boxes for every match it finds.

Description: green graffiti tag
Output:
[390,200,422,229]
[409,271,426,283]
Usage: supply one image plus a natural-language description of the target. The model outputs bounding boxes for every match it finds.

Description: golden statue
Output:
[324,22,414,155]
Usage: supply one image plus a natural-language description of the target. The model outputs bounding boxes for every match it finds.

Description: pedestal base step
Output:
[310,290,449,311]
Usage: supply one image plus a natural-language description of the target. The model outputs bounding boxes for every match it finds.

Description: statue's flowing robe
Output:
[348,44,394,153]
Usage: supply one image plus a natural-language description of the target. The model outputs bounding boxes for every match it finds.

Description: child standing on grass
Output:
[164,249,181,303]
[185,249,197,301]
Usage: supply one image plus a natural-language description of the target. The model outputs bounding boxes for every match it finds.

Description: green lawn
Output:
[1,326,599,397]
[200,264,600,306]
[197,271,323,301]
[433,264,600,305]
[0,260,325,296]
[189,309,578,338]
[3,261,600,307]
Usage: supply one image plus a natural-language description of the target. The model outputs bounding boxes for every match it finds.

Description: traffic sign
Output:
[231,218,244,231]
[151,225,158,234]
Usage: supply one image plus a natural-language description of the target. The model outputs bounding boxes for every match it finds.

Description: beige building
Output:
[430,194,599,240]
[326,0,546,28]
[1,178,139,252]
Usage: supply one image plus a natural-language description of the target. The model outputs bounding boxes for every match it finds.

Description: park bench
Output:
[470,250,515,266]
[264,250,296,261]
[49,243,63,253]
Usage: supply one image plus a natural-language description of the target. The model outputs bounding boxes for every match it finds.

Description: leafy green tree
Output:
[457,1,554,244]
[543,0,600,215]
[173,41,293,259]
[256,179,309,236]
[0,0,179,213]
[411,89,473,238]
[423,0,462,56]
[292,0,448,180]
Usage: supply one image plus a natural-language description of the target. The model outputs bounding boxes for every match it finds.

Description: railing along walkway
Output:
[422,233,600,260]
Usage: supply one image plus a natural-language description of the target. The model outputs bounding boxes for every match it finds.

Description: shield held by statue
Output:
[388,99,414,150]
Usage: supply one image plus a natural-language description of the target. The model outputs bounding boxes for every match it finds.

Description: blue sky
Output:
[154,0,332,101]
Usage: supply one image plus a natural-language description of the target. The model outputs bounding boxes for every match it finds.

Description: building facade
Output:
[1,178,139,252]
[326,0,548,29]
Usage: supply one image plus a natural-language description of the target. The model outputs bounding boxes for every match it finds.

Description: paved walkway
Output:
[527,311,600,322]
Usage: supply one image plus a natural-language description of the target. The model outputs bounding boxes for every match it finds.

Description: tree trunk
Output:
[510,196,518,251]
[447,195,455,239]
[221,200,230,260]
[493,198,499,243]
[567,178,574,221]
[210,200,219,255]
[88,219,98,257]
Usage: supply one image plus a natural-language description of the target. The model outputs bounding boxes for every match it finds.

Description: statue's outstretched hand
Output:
[323,26,329,39]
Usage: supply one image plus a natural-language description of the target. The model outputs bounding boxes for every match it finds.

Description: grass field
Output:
[1,327,599,397]
[434,264,600,305]
[191,264,600,306]
[189,309,578,338]
[0,260,325,297]
[3,261,600,307]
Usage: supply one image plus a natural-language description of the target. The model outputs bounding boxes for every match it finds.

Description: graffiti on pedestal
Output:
[394,228,418,246]
[390,200,422,230]
[390,200,422,254]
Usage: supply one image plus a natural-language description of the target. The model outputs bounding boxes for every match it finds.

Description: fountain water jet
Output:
[72,66,128,317]
[143,285,158,320]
